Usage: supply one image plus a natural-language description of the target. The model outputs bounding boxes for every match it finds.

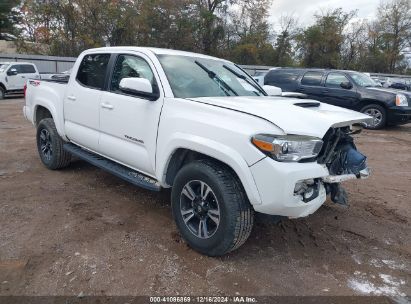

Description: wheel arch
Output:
[357,99,389,112]
[32,100,67,140]
[158,138,263,206]
[34,105,53,127]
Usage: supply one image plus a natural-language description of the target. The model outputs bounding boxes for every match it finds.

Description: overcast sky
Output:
[269,0,380,29]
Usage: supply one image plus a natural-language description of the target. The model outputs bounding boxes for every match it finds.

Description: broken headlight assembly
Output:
[252,134,323,162]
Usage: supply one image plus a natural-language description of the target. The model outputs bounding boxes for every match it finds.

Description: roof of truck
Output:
[84,46,230,62]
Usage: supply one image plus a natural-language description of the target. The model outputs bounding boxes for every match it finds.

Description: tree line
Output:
[1,0,410,74]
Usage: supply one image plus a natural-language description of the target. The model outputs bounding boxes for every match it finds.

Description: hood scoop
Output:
[294,101,321,108]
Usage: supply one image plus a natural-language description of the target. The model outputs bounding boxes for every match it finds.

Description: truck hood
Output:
[189,96,372,138]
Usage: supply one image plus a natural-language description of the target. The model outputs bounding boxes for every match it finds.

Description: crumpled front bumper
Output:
[250,157,369,218]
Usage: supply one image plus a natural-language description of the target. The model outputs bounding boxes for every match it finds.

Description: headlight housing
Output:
[252,134,323,162]
[396,94,408,107]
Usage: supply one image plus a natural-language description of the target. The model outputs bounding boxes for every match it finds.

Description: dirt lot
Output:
[0,98,410,298]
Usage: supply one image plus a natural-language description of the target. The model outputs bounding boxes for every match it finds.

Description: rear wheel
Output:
[36,118,71,170]
[360,104,386,130]
[171,160,254,256]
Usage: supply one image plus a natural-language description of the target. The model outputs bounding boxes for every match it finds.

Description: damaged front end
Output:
[317,126,370,206]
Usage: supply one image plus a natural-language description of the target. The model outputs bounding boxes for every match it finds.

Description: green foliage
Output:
[297,8,356,69]
[232,44,259,64]
[3,0,411,74]
[0,0,20,34]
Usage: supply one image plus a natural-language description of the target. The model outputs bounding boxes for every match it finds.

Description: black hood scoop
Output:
[294,102,321,108]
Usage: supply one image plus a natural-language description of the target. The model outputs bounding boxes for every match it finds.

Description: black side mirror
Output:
[340,81,353,90]
[7,68,18,76]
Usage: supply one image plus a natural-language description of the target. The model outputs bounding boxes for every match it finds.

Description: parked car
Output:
[0,62,40,99]
[264,68,411,129]
[253,70,269,85]
[387,78,410,91]
[24,47,371,256]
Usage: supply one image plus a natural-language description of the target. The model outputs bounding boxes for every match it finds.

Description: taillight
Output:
[24,83,27,98]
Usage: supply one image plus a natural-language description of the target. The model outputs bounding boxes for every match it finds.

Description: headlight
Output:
[396,94,408,107]
[252,134,323,162]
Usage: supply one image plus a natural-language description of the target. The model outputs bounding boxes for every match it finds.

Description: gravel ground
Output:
[0,98,410,299]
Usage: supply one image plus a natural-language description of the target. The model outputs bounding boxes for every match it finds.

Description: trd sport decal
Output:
[124,135,144,144]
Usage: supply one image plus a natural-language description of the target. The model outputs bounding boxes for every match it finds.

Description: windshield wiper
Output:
[195,61,238,96]
[223,64,267,96]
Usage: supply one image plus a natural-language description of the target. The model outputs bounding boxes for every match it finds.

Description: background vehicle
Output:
[386,78,410,91]
[24,47,370,256]
[264,68,411,129]
[0,62,40,99]
[253,70,269,85]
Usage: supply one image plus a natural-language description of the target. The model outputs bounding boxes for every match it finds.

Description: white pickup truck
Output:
[0,62,40,99]
[24,47,371,256]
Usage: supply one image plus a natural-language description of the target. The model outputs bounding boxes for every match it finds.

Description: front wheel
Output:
[171,160,254,256]
[360,104,387,130]
[36,118,71,170]
[0,87,5,100]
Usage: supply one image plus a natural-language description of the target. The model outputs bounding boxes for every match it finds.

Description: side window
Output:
[110,54,156,92]
[9,65,21,74]
[20,64,36,73]
[76,54,110,90]
[301,72,323,86]
[326,73,350,87]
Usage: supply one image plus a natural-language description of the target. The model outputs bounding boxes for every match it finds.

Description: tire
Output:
[0,87,5,100]
[360,104,387,130]
[36,118,71,170]
[171,160,254,256]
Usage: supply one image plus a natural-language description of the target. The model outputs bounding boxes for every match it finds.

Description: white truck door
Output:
[64,53,111,152]
[6,64,25,90]
[99,53,164,176]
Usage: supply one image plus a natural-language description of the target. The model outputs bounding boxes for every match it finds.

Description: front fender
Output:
[156,132,263,206]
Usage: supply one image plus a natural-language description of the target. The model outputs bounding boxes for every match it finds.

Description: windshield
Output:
[350,72,380,87]
[0,64,9,72]
[158,55,266,98]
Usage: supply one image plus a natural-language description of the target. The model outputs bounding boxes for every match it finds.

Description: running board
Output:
[64,143,161,192]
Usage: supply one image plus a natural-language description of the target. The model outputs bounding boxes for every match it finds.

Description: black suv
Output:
[264,68,411,129]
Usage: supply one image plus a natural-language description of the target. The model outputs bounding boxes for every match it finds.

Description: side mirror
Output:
[7,68,18,76]
[119,78,159,100]
[340,81,353,90]
[263,85,282,96]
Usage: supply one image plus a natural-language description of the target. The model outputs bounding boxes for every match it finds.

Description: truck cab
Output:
[0,62,40,99]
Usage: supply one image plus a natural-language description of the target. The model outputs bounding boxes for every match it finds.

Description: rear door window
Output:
[76,54,111,90]
[301,71,324,86]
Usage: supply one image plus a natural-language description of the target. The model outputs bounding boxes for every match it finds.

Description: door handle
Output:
[322,90,329,93]
[21,76,25,78]
[67,95,76,101]
[101,103,114,110]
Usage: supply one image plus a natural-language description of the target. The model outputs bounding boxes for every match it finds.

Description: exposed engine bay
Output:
[319,126,369,206]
